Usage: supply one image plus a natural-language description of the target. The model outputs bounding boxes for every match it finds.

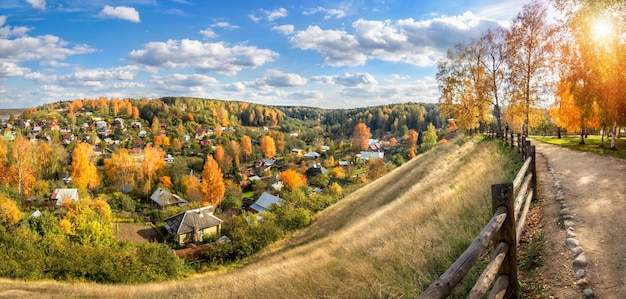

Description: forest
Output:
[0,96,444,283]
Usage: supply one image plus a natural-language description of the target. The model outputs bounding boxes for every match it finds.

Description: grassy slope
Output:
[0,135,519,299]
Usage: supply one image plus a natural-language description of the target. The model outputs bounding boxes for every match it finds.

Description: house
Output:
[338,161,349,166]
[304,151,321,159]
[164,206,223,245]
[164,154,174,163]
[305,164,329,178]
[51,188,79,206]
[150,187,189,209]
[359,151,385,160]
[249,192,284,213]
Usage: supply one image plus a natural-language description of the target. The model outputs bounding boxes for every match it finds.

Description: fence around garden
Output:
[419,132,536,299]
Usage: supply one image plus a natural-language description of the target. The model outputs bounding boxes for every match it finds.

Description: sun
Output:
[592,17,613,41]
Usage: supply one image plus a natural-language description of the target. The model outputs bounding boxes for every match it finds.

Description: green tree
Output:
[421,123,438,152]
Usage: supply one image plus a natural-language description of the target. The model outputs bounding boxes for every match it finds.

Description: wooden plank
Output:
[512,157,532,192]
[514,173,533,219]
[516,189,534,245]
[418,206,507,299]
[467,242,509,299]
[488,275,510,299]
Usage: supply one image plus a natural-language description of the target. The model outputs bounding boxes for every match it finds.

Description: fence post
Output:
[517,134,522,154]
[510,132,514,149]
[491,183,518,298]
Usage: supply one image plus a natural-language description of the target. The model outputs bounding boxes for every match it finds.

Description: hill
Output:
[0,134,519,298]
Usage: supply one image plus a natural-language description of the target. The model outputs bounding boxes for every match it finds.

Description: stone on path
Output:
[566,238,580,246]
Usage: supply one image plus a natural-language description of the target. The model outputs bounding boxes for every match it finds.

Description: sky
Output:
[0,0,531,109]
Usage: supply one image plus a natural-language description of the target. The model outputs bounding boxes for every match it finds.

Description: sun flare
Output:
[592,17,613,41]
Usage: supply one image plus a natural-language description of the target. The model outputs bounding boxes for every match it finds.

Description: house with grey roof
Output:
[164,206,223,245]
[150,187,189,209]
[249,192,284,213]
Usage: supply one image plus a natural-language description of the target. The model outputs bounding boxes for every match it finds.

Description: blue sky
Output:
[0,0,529,109]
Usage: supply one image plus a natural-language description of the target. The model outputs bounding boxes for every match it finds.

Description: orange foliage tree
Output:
[142,145,165,195]
[261,135,276,158]
[406,129,418,149]
[280,169,307,191]
[201,155,225,207]
[71,142,100,192]
[351,123,372,152]
[8,135,36,196]
[241,135,252,161]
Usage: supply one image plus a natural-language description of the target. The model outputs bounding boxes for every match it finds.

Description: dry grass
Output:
[0,135,516,299]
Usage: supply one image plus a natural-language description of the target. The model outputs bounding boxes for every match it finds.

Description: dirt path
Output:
[533,141,626,299]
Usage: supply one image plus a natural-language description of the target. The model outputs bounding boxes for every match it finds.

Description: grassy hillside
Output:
[0,135,519,298]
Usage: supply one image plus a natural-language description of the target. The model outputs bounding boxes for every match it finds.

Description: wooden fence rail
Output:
[419,133,536,299]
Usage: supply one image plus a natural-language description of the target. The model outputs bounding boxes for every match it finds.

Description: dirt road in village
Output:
[533,141,626,298]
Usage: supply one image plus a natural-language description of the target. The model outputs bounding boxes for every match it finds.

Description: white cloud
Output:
[200,28,217,38]
[0,17,31,38]
[126,39,278,76]
[303,6,346,19]
[0,62,29,78]
[150,73,218,87]
[290,90,323,100]
[212,21,239,29]
[271,24,294,35]
[290,13,502,67]
[223,82,245,92]
[249,8,288,22]
[27,0,46,11]
[0,34,96,63]
[312,72,377,86]
[99,5,141,23]
[257,69,307,87]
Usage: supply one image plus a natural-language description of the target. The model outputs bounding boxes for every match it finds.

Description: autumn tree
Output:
[0,193,23,226]
[268,130,285,154]
[71,142,100,193]
[351,123,372,152]
[229,140,241,169]
[142,145,165,196]
[506,0,555,135]
[104,148,140,192]
[406,129,418,149]
[421,123,438,152]
[367,158,387,181]
[480,27,508,133]
[280,169,307,191]
[241,135,253,161]
[201,155,225,207]
[261,135,276,159]
[7,135,36,196]
[181,175,203,203]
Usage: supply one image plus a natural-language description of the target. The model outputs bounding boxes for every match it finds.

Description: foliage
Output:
[201,155,225,207]
[421,123,438,152]
[104,148,140,192]
[280,169,307,191]
[260,135,276,159]
[0,193,23,226]
[351,123,372,152]
[142,145,166,195]
[71,142,100,193]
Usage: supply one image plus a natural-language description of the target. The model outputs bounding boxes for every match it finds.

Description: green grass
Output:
[532,135,626,160]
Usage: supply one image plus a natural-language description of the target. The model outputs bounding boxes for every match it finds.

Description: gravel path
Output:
[534,141,626,299]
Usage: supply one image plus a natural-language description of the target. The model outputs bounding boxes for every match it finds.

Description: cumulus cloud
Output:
[311,72,377,86]
[290,13,501,67]
[303,6,346,19]
[249,8,288,22]
[258,69,307,87]
[0,34,96,62]
[0,62,29,78]
[27,0,46,11]
[223,82,245,92]
[56,66,139,87]
[200,28,217,38]
[99,5,141,23]
[0,17,32,38]
[126,39,278,76]
[150,73,218,87]
[271,24,294,35]
[290,90,323,100]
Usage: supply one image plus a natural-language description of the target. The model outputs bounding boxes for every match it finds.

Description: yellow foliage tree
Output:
[104,148,139,191]
[241,135,253,161]
[280,169,307,191]
[201,155,225,207]
[0,193,24,226]
[261,135,276,158]
[71,142,100,192]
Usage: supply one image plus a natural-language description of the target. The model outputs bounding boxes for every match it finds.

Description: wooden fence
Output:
[419,132,536,299]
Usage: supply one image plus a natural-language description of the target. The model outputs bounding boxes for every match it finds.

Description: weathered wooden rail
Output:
[419,132,536,299]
